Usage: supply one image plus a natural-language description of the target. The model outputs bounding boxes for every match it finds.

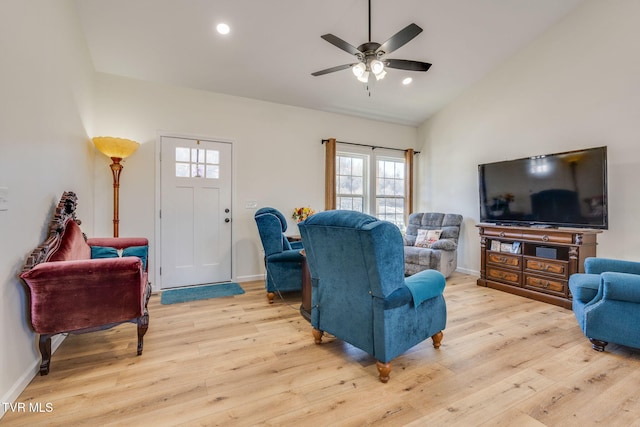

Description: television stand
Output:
[476,224,601,309]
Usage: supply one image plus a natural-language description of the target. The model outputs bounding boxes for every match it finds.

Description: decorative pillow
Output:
[90,246,119,259]
[90,245,148,270]
[123,246,148,271]
[414,229,442,248]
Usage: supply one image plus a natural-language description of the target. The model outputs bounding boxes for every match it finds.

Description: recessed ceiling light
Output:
[402,77,413,85]
[216,23,230,35]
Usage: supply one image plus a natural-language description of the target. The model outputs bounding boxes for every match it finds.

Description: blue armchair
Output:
[298,210,447,382]
[569,257,640,351]
[254,207,304,303]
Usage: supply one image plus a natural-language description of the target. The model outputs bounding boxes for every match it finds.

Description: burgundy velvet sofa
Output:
[20,191,151,375]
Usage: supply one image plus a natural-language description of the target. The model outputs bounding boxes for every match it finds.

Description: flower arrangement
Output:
[292,206,315,223]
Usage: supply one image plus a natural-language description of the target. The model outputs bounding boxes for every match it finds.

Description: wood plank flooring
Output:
[4,273,640,426]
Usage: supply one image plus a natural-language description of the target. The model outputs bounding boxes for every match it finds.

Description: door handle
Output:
[225,218,231,223]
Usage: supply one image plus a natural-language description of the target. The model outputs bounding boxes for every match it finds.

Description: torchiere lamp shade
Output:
[92,137,139,159]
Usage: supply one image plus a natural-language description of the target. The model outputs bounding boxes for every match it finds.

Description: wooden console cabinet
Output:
[477,224,601,309]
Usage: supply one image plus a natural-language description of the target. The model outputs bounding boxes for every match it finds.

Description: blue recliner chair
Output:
[254,207,304,303]
[298,210,447,382]
[569,257,640,351]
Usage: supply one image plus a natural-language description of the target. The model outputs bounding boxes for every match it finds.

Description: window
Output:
[175,147,220,179]
[336,147,406,229]
[376,158,405,227]
[337,154,365,212]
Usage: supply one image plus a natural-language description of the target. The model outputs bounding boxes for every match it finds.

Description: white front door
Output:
[160,136,232,289]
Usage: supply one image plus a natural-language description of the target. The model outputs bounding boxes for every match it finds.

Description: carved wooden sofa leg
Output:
[137,316,149,356]
[589,338,608,352]
[38,334,52,376]
[137,283,152,355]
[432,331,444,349]
[267,292,275,304]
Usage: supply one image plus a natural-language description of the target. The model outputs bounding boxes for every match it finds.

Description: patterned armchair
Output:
[569,257,640,351]
[299,210,447,382]
[254,207,304,303]
[403,212,463,277]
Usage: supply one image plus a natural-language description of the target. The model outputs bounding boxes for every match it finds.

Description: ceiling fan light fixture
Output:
[374,69,387,81]
[357,71,370,83]
[370,59,385,75]
[352,62,366,78]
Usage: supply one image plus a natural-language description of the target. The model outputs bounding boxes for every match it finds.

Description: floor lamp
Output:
[92,136,140,237]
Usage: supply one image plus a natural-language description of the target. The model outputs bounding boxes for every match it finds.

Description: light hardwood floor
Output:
[4,273,640,426]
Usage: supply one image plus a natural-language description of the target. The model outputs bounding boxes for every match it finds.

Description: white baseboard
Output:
[0,334,65,420]
[455,267,479,276]
[235,274,265,283]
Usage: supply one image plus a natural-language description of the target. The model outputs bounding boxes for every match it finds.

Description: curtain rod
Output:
[322,139,420,154]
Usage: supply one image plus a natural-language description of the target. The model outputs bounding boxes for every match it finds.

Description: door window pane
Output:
[176,147,190,162]
[175,147,221,179]
[176,163,190,177]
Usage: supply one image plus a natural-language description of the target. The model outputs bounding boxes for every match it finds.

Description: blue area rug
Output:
[161,282,245,305]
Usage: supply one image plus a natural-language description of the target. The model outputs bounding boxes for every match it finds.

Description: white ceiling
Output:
[75,0,584,126]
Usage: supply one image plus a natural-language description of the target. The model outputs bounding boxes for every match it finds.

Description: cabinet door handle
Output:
[542,235,549,242]
[499,232,505,237]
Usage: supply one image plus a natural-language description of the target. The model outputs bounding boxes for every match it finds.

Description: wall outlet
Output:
[0,187,8,211]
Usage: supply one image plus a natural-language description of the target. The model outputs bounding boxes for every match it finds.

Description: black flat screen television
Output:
[478,146,608,229]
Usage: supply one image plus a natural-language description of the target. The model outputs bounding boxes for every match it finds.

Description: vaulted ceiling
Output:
[75,0,584,126]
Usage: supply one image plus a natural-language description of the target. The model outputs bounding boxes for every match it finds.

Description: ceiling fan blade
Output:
[311,64,356,76]
[377,23,423,55]
[385,59,432,72]
[321,34,361,56]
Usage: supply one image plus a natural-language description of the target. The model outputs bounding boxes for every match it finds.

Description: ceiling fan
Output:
[311,0,432,83]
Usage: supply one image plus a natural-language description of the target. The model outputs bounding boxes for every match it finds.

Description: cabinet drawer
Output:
[524,275,567,296]
[487,252,522,269]
[487,267,521,286]
[522,231,573,244]
[484,229,522,239]
[524,257,569,278]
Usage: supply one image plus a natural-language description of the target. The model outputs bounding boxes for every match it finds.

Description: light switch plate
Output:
[245,200,258,209]
[0,187,8,211]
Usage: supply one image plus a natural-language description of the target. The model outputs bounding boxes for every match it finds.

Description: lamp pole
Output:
[109,157,124,237]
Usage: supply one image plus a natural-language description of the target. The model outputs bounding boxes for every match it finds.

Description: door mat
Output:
[161,282,245,305]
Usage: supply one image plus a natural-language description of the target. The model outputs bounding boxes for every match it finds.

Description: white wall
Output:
[91,74,418,287]
[417,0,640,274]
[0,0,95,418]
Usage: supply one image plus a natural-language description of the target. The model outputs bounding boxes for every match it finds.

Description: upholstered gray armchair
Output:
[254,207,304,303]
[299,210,447,382]
[403,212,463,277]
